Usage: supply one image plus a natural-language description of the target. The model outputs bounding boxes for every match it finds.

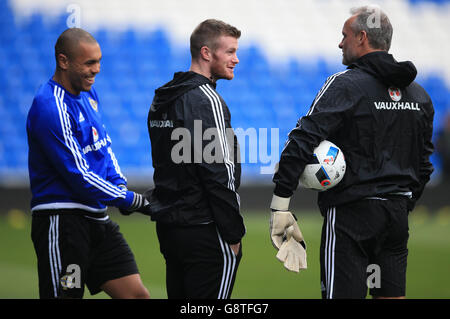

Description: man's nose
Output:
[92,62,100,74]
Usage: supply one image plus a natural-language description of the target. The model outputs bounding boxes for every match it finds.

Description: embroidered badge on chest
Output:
[92,126,99,142]
[88,97,98,112]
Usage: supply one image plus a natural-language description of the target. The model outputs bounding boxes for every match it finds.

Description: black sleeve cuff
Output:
[274,184,294,198]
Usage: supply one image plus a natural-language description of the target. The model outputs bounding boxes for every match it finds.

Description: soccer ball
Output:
[299,140,346,191]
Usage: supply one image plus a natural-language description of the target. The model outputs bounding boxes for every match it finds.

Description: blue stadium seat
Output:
[409,0,447,4]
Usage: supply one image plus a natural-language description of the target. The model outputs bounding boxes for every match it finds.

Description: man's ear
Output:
[358,30,368,46]
[199,46,211,62]
[57,53,69,70]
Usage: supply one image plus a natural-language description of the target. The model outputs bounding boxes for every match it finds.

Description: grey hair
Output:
[350,5,393,51]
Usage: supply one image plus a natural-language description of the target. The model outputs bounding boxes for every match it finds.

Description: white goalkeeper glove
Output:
[270,195,304,248]
[270,194,307,272]
[276,226,307,272]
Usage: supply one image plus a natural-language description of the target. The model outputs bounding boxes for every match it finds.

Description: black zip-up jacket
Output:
[273,51,434,213]
[147,71,245,244]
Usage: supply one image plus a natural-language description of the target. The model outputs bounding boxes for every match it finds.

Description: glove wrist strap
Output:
[270,194,291,211]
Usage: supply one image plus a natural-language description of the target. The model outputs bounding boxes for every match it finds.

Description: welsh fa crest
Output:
[388,87,401,102]
[89,97,98,112]
[92,126,99,142]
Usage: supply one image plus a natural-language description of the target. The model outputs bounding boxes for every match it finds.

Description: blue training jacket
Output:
[26,79,135,213]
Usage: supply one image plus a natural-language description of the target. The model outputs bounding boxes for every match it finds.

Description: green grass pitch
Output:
[1,207,450,299]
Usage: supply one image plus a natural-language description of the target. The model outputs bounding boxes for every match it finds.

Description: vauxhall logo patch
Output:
[388,87,401,102]
[149,120,174,128]
[373,87,420,111]
[373,101,420,111]
[92,126,99,142]
[83,127,107,155]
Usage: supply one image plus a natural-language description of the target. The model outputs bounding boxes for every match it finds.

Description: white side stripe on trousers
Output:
[48,215,62,297]
[325,207,336,299]
[216,229,237,299]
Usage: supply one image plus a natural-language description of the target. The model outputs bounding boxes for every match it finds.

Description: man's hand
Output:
[276,235,307,272]
[229,243,240,256]
[120,192,152,216]
[270,194,304,249]
[270,194,307,272]
[275,224,307,272]
[270,210,300,249]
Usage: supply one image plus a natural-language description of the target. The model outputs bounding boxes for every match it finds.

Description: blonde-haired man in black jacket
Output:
[147,19,245,299]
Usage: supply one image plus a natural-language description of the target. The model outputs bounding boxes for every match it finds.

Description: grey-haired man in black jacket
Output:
[270,6,434,299]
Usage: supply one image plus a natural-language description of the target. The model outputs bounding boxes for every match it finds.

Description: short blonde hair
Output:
[190,19,241,59]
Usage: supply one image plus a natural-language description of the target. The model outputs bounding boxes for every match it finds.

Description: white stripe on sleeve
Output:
[53,86,126,199]
[307,70,349,116]
[199,84,235,191]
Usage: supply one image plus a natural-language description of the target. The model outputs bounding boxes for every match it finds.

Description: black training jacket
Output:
[147,71,245,244]
[273,51,434,213]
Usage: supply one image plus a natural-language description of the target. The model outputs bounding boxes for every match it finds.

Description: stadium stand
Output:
[0,0,449,186]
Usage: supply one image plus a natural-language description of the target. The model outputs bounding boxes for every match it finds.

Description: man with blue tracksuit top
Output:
[26,28,151,299]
